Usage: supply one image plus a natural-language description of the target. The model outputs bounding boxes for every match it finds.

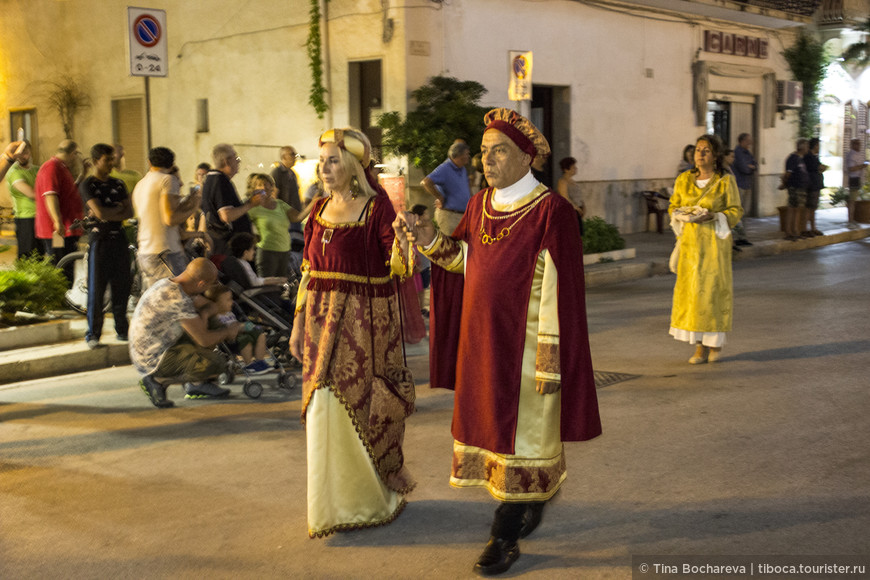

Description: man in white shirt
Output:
[132,147,201,288]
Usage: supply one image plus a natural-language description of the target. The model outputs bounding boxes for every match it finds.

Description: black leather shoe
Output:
[473,537,520,576]
[518,503,545,539]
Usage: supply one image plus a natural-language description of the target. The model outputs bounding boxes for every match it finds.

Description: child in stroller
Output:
[203,283,297,397]
[204,284,273,375]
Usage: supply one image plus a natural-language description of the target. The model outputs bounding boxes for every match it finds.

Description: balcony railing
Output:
[733,0,823,16]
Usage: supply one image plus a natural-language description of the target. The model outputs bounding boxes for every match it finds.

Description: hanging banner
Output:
[128,7,168,77]
[508,51,533,101]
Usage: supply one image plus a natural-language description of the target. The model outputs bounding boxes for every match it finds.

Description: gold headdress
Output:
[318,128,371,167]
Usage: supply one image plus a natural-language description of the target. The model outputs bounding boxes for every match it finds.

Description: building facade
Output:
[3,0,862,233]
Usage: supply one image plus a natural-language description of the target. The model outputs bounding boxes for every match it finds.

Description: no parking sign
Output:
[128,7,168,77]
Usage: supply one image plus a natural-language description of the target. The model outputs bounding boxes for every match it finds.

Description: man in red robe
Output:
[395,109,601,576]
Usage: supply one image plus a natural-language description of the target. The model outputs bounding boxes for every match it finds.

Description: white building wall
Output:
[1,0,805,231]
[418,0,801,230]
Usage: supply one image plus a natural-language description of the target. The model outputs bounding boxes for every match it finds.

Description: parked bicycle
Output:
[57,217,142,315]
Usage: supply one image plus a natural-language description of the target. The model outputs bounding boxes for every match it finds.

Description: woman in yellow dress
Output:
[289,128,416,538]
[669,134,743,364]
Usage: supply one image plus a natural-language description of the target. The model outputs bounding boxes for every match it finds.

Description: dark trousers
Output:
[87,234,131,341]
[491,501,544,542]
[41,236,80,285]
[256,247,289,278]
[14,218,42,260]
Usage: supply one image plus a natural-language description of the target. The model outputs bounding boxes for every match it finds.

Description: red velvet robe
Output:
[430,187,601,455]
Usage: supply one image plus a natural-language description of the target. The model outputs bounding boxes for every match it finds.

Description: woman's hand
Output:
[289,312,305,363]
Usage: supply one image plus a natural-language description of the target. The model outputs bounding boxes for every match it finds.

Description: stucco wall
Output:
[420,0,802,231]
[1,0,805,233]
[0,0,408,199]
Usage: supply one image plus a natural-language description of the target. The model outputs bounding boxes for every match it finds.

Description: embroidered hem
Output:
[308,498,408,539]
[450,442,566,502]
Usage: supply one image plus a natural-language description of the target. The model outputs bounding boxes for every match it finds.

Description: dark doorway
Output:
[349,60,383,162]
[531,85,555,187]
[706,101,730,146]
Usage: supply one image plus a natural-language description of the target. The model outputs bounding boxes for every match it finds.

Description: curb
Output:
[585,226,870,287]
[0,320,73,350]
[0,340,130,385]
[732,227,870,261]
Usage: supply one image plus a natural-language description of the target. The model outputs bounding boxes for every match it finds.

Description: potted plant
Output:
[827,185,870,223]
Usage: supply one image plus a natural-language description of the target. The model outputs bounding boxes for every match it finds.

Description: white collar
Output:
[493,171,539,204]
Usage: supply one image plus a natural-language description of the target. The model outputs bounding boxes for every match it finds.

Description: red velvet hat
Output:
[483,108,550,161]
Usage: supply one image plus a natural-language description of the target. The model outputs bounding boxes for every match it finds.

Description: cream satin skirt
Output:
[306,388,405,538]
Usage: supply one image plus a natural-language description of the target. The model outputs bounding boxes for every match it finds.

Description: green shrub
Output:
[582,217,626,254]
[828,187,849,207]
[0,255,67,316]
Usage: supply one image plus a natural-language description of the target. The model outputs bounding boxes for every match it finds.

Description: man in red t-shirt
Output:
[34,140,86,264]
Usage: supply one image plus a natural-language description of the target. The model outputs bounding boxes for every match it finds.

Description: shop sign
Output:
[704,30,768,59]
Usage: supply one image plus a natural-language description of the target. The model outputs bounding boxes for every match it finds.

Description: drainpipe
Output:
[322,0,333,128]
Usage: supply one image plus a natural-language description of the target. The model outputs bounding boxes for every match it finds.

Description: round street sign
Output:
[134,15,161,48]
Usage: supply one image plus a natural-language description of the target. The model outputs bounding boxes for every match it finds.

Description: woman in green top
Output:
[245,173,319,278]
[4,141,41,258]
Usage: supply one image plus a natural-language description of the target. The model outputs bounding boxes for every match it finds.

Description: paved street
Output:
[2,240,869,579]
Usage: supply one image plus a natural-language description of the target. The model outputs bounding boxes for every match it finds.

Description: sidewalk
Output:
[584,206,870,286]
[0,207,867,383]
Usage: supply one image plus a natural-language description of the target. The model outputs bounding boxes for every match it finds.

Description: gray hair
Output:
[448,141,470,160]
[212,143,235,168]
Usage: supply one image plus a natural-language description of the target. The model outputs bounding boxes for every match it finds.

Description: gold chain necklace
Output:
[479,189,550,245]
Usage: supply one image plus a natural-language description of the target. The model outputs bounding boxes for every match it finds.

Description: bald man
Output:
[129,257,241,407]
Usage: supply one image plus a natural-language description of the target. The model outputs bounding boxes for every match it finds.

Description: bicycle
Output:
[57,217,142,315]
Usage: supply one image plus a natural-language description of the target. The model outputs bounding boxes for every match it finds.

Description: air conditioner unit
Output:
[777,80,803,108]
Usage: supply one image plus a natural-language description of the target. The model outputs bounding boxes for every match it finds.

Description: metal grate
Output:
[594,370,641,389]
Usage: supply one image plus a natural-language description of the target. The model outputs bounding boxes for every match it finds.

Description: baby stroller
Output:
[224,278,298,369]
[216,300,297,399]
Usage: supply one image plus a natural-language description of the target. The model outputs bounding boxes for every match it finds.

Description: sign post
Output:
[127,7,168,150]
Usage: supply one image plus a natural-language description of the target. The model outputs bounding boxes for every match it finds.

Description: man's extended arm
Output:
[10,179,35,200]
[217,195,263,225]
[0,142,23,181]
[420,176,445,206]
[161,172,201,226]
[180,312,240,349]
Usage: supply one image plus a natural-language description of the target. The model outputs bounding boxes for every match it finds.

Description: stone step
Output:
[0,319,75,351]
[0,340,130,385]
[0,320,130,384]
